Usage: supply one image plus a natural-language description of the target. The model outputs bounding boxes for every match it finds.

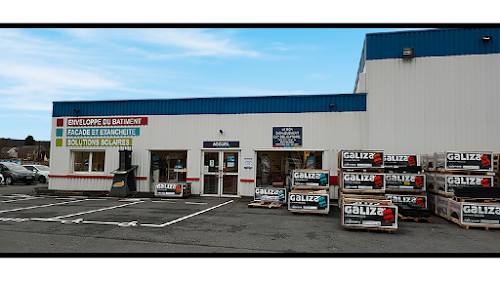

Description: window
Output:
[256,151,323,187]
[150,151,187,184]
[73,151,105,172]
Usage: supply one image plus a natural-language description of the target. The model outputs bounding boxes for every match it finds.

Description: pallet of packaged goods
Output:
[453,186,500,199]
[434,151,493,174]
[288,189,329,214]
[383,154,422,173]
[384,173,426,193]
[253,186,287,204]
[425,172,438,194]
[338,150,384,171]
[447,198,500,230]
[248,201,282,209]
[291,169,330,188]
[435,174,494,198]
[287,169,330,214]
[341,198,398,233]
[338,191,385,207]
[154,182,191,198]
[385,194,432,222]
[340,171,385,194]
[435,195,449,219]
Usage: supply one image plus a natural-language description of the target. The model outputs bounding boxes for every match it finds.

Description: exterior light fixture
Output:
[329,103,335,107]
[481,36,492,41]
[219,129,224,135]
[402,47,414,59]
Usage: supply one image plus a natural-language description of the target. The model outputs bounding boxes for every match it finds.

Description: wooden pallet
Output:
[248,201,282,209]
[289,210,328,215]
[342,225,397,233]
[341,189,385,194]
[398,213,432,223]
[452,197,500,203]
[435,168,494,175]
[449,217,500,230]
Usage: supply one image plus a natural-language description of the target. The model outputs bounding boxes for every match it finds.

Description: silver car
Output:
[23,165,50,183]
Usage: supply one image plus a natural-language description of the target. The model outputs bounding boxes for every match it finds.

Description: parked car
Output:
[0,172,4,185]
[0,162,35,185]
[23,164,50,183]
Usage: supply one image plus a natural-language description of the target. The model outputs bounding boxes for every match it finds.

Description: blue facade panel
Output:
[53,94,367,117]
[366,28,500,60]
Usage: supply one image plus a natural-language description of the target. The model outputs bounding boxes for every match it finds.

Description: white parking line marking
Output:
[50,201,144,219]
[1,197,39,203]
[0,199,86,214]
[185,202,208,205]
[152,201,176,203]
[141,200,233,228]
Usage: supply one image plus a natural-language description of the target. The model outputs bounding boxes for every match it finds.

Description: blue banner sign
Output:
[203,141,240,148]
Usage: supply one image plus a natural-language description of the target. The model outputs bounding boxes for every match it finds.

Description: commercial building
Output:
[49,27,500,198]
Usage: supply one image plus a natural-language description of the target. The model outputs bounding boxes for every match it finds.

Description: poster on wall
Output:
[273,127,302,147]
[243,157,253,170]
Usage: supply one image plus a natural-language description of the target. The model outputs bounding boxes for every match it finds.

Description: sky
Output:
[0,26,435,142]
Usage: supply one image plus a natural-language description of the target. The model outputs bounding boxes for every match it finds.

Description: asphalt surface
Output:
[0,182,499,255]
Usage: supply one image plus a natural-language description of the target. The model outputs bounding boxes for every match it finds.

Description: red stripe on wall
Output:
[186,178,200,181]
[49,175,148,180]
[240,179,255,182]
[330,176,338,185]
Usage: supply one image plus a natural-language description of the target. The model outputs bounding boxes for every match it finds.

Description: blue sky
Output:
[1,27,431,141]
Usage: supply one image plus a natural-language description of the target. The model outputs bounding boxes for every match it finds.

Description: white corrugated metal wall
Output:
[357,53,500,154]
[50,111,367,198]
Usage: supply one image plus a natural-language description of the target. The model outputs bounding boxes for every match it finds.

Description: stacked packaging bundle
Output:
[425,151,500,230]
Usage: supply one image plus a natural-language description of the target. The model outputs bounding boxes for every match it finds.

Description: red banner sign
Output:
[67,117,148,127]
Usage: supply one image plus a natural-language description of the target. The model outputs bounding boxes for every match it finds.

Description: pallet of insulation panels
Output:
[339,171,385,194]
[384,173,426,193]
[288,189,329,214]
[384,194,432,223]
[338,191,385,207]
[447,199,500,230]
[435,174,495,198]
[288,169,330,214]
[434,151,494,173]
[341,198,398,233]
[338,150,384,171]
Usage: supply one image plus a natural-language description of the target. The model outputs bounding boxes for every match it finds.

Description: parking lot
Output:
[0,183,499,254]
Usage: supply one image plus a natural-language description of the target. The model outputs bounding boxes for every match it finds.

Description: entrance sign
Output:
[273,127,302,147]
[203,141,240,148]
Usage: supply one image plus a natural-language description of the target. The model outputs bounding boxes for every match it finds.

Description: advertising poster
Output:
[243,157,253,170]
[272,127,302,147]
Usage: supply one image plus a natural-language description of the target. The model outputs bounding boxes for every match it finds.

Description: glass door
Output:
[202,151,239,196]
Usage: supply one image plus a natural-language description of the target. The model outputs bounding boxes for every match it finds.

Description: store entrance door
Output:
[202,151,239,197]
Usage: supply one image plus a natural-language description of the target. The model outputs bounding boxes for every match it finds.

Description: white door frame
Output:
[200,149,241,197]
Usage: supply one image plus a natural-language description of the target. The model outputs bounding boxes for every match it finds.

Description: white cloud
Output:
[63,28,260,59]
[0,62,122,111]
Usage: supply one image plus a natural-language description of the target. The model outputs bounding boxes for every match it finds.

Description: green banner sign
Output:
[66,138,132,147]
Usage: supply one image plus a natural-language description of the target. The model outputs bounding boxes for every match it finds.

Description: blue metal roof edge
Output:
[52,93,367,117]
[365,27,500,60]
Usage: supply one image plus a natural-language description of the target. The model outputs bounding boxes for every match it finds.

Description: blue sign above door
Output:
[203,141,240,148]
